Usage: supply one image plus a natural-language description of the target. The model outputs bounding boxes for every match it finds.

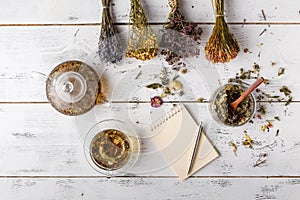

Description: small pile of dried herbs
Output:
[146,67,184,98]
[98,0,123,64]
[160,0,202,66]
[205,0,240,63]
[126,0,158,60]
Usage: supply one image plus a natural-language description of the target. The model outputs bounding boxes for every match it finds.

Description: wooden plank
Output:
[0,0,299,24]
[0,102,299,177]
[0,25,299,102]
[0,177,299,200]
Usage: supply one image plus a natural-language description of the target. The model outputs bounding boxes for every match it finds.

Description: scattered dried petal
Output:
[263,79,270,85]
[278,67,285,76]
[197,97,204,102]
[151,96,163,108]
[229,142,237,156]
[243,133,253,148]
[261,121,273,132]
[181,69,187,74]
[169,80,183,92]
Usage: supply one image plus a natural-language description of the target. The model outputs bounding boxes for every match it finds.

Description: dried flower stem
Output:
[160,0,202,66]
[205,0,240,63]
[98,0,123,64]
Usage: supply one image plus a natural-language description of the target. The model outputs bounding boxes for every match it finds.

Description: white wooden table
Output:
[1,0,300,199]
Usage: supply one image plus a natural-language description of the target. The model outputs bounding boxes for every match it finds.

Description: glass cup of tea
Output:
[84,119,140,177]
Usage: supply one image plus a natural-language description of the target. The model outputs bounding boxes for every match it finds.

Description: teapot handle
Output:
[30,71,47,81]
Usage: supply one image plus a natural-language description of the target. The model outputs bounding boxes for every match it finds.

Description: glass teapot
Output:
[44,60,102,116]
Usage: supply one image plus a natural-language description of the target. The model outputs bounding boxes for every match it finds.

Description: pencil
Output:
[187,122,203,175]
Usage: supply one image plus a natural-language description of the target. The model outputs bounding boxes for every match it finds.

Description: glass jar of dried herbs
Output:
[210,83,255,126]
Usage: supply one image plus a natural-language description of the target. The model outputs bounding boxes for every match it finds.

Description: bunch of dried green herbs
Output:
[126,0,158,61]
[98,0,123,64]
[205,0,240,63]
[160,0,202,66]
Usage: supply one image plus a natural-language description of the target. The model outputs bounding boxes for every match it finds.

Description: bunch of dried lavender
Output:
[126,0,158,61]
[160,0,202,66]
[205,0,240,63]
[98,0,123,64]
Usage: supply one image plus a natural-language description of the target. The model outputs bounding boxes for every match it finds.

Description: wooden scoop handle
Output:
[230,77,264,111]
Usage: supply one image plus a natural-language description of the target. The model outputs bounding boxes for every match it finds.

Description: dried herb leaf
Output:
[254,153,267,167]
[146,83,163,89]
[257,105,266,115]
[275,129,279,137]
[229,142,237,156]
[263,79,270,85]
[135,70,142,80]
[285,97,292,106]
[243,133,253,148]
[280,86,292,97]
[274,116,280,121]
[278,67,285,76]
[160,67,170,85]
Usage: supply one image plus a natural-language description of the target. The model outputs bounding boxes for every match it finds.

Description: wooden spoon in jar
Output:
[230,77,265,112]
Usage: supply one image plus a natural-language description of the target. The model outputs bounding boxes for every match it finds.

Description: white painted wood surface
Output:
[0,0,300,199]
[0,0,299,23]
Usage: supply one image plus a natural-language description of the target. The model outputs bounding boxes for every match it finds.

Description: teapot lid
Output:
[46,60,100,116]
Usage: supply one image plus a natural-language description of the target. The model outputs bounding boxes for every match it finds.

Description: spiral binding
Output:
[149,104,184,132]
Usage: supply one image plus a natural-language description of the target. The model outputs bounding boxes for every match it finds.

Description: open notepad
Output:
[149,104,219,180]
